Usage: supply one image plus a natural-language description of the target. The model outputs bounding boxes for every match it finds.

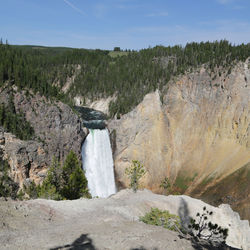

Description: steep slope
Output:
[109,59,250,220]
[196,162,250,223]
[0,87,87,187]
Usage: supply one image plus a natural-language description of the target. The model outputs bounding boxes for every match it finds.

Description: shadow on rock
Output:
[50,234,96,250]
[177,198,241,250]
[178,198,191,232]
[131,248,158,250]
[190,239,242,250]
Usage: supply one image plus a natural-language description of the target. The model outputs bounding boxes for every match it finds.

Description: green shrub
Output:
[125,160,146,192]
[139,206,229,248]
[23,180,39,199]
[16,189,25,200]
[140,208,181,231]
[160,177,171,194]
[39,183,62,200]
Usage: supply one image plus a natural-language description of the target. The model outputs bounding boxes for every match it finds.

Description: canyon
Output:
[109,60,250,221]
[0,59,249,222]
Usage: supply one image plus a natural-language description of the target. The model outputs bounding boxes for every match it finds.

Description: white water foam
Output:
[81,128,116,198]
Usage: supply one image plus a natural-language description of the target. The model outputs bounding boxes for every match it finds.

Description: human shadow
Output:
[178,198,191,232]
[50,234,96,250]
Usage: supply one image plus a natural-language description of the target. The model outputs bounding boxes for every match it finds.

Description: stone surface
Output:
[74,95,116,115]
[109,89,170,191]
[88,95,116,115]
[1,132,47,187]
[0,189,249,250]
[109,60,250,220]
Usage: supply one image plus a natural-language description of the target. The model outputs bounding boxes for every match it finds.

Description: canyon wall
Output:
[109,59,250,220]
[0,88,87,187]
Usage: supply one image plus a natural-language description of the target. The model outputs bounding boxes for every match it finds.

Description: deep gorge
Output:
[0,42,249,223]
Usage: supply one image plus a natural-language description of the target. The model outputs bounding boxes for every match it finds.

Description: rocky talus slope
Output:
[109,60,250,220]
[0,87,87,187]
[0,189,249,250]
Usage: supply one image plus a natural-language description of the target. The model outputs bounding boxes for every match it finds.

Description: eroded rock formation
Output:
[109,60,250,220]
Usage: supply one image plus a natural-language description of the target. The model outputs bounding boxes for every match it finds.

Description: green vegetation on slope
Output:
[0,157,18,199]
[0,151,90,201]
[0,95,34,140]
[25,151,90,200]
[1,40,249,117]
[193,163,250,221]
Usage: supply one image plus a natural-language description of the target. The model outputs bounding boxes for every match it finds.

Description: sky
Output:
[0,0,250,50]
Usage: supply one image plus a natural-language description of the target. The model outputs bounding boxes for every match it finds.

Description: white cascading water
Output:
[81,128,116,198]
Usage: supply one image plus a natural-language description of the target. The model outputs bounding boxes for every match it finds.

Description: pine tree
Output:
[61,150,90,199]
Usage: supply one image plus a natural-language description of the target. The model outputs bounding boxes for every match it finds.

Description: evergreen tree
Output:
[61,150,89,199]
[25,151,90,200]
[38,158,62,200]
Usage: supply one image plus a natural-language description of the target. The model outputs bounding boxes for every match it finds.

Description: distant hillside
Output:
[0,40,250,117]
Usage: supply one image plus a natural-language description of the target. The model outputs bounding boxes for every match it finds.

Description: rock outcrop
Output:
[109,60,250,220]
[74,94,116,116]
[0,129,47,186]
[0,189,249,250]
[0,88,87,187]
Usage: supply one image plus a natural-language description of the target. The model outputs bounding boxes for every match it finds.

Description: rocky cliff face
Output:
[0,88,87,187]
[0,129,48,186]
[109,59,250,220]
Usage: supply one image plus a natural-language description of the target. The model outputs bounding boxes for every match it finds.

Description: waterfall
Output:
[81,128,116,198]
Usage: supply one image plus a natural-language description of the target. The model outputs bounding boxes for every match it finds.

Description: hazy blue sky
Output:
[1,0,249,50]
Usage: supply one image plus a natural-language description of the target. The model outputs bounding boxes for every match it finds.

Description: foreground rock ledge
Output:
[0,189,249,250]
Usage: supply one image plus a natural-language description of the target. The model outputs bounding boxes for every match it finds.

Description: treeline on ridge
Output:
[0,40,249,117]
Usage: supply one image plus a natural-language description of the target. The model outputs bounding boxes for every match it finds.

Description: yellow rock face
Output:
[109,61,250,219]
[109,90,171,192]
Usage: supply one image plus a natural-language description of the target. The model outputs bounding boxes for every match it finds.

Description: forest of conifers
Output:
[0,40,250,117]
